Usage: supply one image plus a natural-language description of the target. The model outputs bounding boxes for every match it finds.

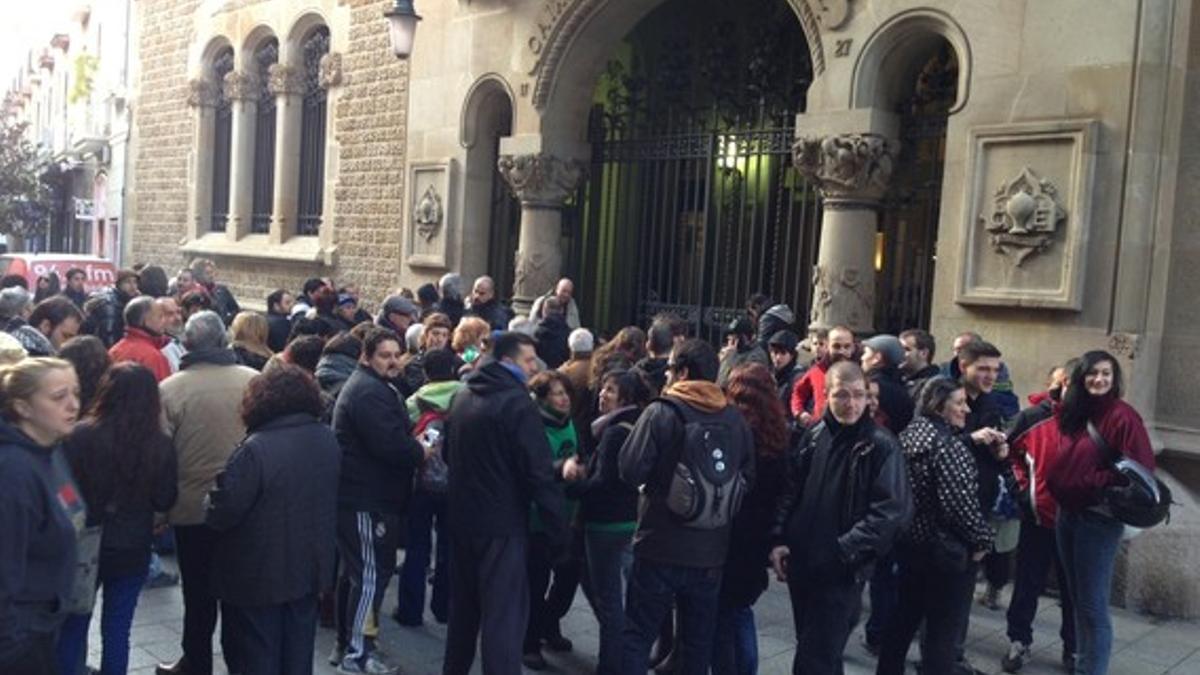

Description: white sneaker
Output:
[1001,641,1032,673]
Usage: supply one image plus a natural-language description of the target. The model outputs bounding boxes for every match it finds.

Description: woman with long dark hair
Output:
[877,377,993,675]
[712,363,789,675]
[205,364,340,675]
[1045,351,1153,675]
[576,368,653,674]
[58,335,112,413]
[57,362,177,675]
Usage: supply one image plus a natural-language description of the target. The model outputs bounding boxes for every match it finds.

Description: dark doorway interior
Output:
[565,0,818,343]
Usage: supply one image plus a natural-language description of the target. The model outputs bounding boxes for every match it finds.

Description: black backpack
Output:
[657,397,748,530]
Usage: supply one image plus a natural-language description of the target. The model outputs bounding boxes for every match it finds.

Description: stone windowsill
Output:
[180,233,337,266]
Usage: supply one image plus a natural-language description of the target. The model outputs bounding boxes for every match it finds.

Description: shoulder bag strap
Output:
[1086,420,1119,463]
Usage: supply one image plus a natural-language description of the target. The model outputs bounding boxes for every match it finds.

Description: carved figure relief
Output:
[1108,332,1140,360]
[497,153,586,208]
[186,78,220,108]
[319,53,343,89]
[267,64,304,96]
[413,185,443,242]
[514,249,553,298]
[813,0,852,30]
[792,133,898,202]
[809,264,873,330]
[980,167,1066,266]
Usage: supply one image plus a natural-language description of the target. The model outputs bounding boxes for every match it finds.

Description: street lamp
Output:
[383,0,422,59]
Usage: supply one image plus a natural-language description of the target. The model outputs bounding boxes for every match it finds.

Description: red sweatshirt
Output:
[1044,395,1155,513]
[1009,392,1063,527]
[790,361,828,422]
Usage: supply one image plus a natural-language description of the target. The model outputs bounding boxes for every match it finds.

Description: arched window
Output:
[210,47,234,232]
[297,26,329,236]
[251,38,278,234]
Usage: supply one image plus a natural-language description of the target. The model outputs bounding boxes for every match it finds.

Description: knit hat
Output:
[423,348,458,382]
[337,293,357,308]
[724,317,754,338]
[568,328,594,354]
[767,330,800,352]
[862,334,904,368]
[381,294,418,319]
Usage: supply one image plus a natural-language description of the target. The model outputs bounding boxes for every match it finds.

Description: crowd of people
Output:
[0,261,1163,675]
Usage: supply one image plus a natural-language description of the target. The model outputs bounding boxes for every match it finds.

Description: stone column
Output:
[186,78,219,240]
[268,64,304,245]
[497,153,587,315]
[223,70,258,240]
[792,133,899,333]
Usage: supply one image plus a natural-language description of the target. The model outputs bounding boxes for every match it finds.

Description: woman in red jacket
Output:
[1046,350,1154,675]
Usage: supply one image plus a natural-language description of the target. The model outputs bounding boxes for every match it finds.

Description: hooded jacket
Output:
[0,425,78,663]
[406,380,465,423]
[772,409,912,584]
[333,364,425,514]
[82,286,133,349]
[618,380,756,569]
[756,304,795,350]
[1006,392,1063,527]
[315,349,359,401]
[534,314,572,370]
[109,327,173,382]
[872,365,915,435]
[445,361,567,545]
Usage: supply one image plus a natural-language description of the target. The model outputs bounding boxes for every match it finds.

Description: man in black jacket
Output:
[533,297,571,370]
[769,361,912,675]
[768,330,805,420]
[443,332,567,675]
[189,259,240,326]
[84,269,139,348]
[331,327,429,675]
[465,275,512,331]
[618,338,755,674]
[264,289,294,353]
[899,328,940,401]
[861,334,915,435]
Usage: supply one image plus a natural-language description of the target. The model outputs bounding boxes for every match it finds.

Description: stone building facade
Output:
[128,0,1200,551]
[128,0,410,306]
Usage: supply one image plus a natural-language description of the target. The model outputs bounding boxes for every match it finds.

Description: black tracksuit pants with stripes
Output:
[335,510,401,662]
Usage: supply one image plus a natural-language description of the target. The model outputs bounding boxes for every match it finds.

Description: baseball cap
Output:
[862,334,904,368]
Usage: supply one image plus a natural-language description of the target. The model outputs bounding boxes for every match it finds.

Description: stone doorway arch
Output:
[460,75,519,297]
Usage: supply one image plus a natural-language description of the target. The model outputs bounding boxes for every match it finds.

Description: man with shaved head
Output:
[771,361,912,675]
[465,275,512,330]
[529,278,581,330]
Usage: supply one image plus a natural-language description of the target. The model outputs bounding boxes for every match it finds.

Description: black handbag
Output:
[1087,422,1172,529]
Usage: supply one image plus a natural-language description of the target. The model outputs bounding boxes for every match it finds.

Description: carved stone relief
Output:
[414,184,443,242]
[980,167,1066,266]
[187,78,220,108]
[497,153,587,208]
[222,71,258,102]
[792,133,898,202]
[810,263,873,330]
[319,53,343,89]
[1108,332,1141,360]
[267,64,304,96]
[514,249,554,301]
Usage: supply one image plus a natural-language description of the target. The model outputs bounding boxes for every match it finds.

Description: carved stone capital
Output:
[267,64,305,96]
[319,52,343,89]
[187,78,220,108]
[497,153,587,208]
[223,71,258,102]
[792,133,898,204]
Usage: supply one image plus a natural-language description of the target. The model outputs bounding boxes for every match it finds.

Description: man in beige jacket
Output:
[155,311,257,675]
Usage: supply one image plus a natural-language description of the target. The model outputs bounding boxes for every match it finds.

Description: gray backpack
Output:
[658,398,748,530]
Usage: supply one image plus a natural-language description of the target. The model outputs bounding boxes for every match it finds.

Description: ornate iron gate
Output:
[567,111,822,343]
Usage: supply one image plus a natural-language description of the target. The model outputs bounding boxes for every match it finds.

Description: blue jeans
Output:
[621,559,721,675]
[711,605,757,675]
[395,491,449,624]
[584,529,633,675]
[1057,509,1124,675]
[56,572,148,675]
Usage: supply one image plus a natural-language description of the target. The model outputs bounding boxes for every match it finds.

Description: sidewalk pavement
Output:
[93,555,1198,675]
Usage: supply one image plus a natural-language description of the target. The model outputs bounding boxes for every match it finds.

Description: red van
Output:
[0,254,118,294]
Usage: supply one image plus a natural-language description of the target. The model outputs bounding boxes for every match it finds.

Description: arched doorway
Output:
[876,40,958,333]
[563,0,817,342]
[462,80,519,299]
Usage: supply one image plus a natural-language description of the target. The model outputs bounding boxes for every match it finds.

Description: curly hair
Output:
[590,326,648,387]
[452,316,490,354]
[240,364,324,432]
[726,363,788,457]
[529,369,574,402]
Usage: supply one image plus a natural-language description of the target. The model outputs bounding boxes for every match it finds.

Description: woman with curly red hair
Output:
[712,362,790,675]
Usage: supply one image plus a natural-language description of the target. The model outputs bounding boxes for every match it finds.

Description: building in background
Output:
[3,0,136,262]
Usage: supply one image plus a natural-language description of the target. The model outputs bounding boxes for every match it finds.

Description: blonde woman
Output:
[230,312,273,371]
[0,358,81,673]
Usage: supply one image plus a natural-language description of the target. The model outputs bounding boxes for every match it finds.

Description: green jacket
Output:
[406,380,465,422]
[531,405,578,533]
